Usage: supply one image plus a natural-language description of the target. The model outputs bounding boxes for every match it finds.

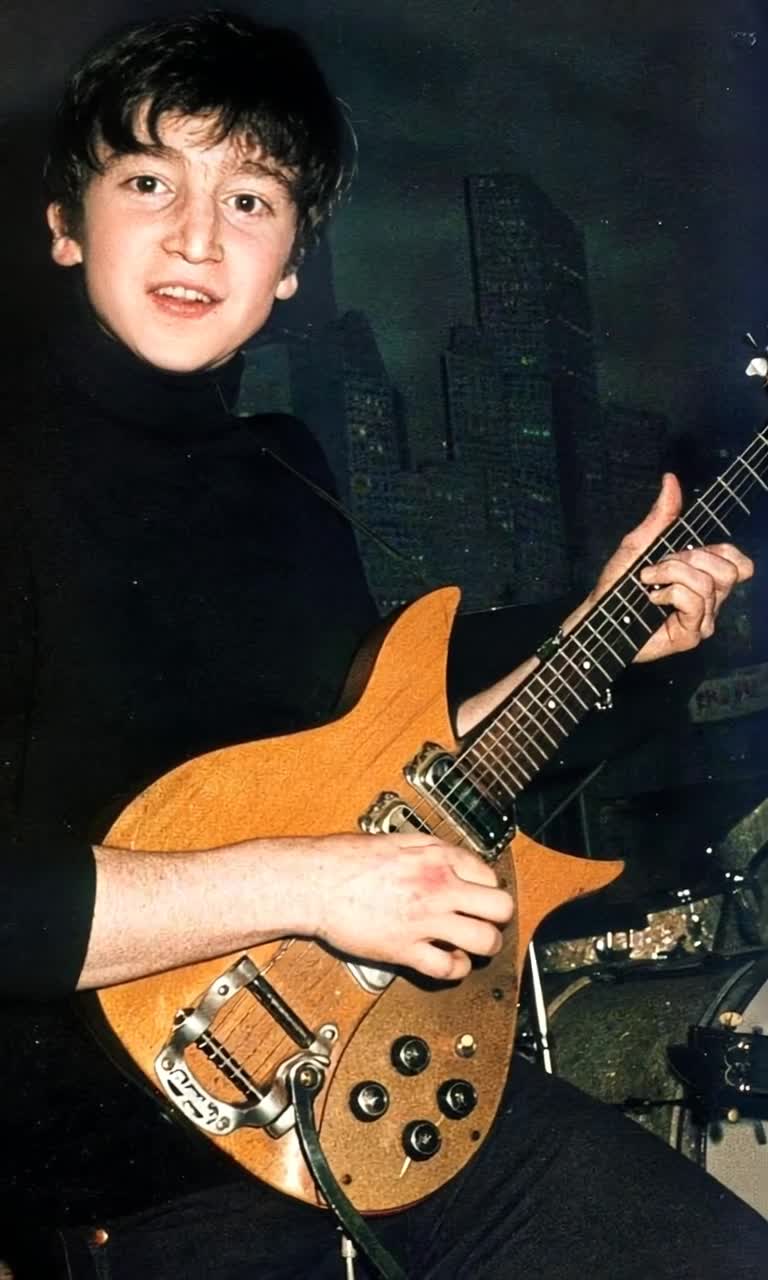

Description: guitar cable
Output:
[290,1066,409,1280]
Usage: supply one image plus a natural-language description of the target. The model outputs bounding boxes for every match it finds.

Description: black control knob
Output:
[350,1081,390,1122]
[437,1078,478,1120]
[391,1035,431,1076]
[402,1120,442,1161]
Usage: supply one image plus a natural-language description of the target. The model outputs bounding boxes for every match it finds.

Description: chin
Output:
[132,340,230,375]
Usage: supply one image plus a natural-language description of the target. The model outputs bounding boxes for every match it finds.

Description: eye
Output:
[227,193,270,216]
[128,175,169,195]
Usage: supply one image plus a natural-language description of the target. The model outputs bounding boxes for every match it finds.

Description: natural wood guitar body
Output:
[95,588,622,1212]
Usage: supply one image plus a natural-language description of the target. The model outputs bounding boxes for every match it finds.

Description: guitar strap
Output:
[290,1068,409,1280]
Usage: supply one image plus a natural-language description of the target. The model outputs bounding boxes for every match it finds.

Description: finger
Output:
[620,473,682,557]
[682,543,754,591]
[440,913,504,957]
[442,844,501,888]
[646,582,712,639]
[640,557,719,601]
[450,879,515,925]
[406,941,472,982]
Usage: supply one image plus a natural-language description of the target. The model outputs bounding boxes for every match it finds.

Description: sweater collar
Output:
[53,278,244,435]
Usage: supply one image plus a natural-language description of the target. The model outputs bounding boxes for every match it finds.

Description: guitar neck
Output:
[461,424,768,802]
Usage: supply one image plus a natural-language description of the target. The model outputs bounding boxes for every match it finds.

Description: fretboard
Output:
[459,424,768,809]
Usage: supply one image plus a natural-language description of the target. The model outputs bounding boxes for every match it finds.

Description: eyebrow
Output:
[104,146,296,198]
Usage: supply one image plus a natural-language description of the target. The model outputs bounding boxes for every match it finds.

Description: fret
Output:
[494,707,550,765]
[465,742,518,790]
[609,587,653,635]
[481,739,531,789]
[567,625,617,680]
[678,517,703,546]
[718,476,750,513]
[552,650,611,711]
[697,497,731,537]
[538,686,579,725]
[509,700,561,752]
[465,738,529,789]
[529,669,587,727]
[578,620,625,675]
[452,422,768,805]
[472,744,524,797]
[550,648,599,701]
[741,456,768,490]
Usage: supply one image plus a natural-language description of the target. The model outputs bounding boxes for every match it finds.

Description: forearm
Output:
[77,837,317,990]
[455,597,589,738]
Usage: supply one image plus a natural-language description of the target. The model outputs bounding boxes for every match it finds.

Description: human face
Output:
[47,113,299,372]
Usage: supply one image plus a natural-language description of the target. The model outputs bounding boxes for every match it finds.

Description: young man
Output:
[0,11,764,1278]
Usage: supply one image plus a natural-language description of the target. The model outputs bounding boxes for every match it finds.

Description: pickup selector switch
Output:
[350,1081,389,1121]
[437,1079,478,1119]
[402,1120,442,1161]
[391,1035,431,1076]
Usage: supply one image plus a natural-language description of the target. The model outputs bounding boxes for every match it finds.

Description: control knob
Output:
[402,1120,441,1161]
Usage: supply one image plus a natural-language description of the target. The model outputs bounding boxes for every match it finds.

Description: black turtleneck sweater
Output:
[0,292,378,1001]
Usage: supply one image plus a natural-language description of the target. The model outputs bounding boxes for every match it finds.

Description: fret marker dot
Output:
[623,615,631,625]
[582,660,591,670]
[547,699,556,710]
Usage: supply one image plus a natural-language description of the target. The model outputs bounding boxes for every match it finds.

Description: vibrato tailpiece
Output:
[154,955,336,1138]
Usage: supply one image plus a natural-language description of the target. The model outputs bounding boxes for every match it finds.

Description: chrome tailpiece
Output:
[154,955,335,1138]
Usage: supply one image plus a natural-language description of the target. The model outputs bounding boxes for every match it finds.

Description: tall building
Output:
[442,324,514,535]
[603,402,667,533]
[464,173,604,593]
[290,310,422,610]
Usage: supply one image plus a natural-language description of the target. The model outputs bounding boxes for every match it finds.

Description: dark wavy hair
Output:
[44,10,355,267]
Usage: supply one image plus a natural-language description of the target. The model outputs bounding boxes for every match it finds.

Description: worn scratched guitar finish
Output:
[94,423,768,1213]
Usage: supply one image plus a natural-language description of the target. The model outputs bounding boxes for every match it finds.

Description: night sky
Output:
[0,0,765,458]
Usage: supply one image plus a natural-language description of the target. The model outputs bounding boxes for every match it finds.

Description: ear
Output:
[274,269,298,302]
[46,203,83,267]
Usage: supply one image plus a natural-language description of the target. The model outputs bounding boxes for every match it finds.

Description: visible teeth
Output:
[155,285,213,303]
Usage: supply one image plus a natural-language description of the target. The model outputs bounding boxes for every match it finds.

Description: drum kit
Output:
[521,796,768,1219]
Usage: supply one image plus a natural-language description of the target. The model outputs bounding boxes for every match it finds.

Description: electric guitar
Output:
[93,423,768,1213]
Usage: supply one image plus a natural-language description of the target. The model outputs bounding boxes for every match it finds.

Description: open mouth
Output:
[149,284,221,317]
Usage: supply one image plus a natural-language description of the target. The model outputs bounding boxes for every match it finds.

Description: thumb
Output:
[623,472,682,556]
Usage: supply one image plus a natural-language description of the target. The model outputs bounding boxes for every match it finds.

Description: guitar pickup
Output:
[405,743,515,858]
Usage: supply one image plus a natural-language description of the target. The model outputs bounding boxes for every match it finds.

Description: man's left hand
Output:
[587,473,754,664]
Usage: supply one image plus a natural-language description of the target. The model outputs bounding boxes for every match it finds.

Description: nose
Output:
[161,192,223,264]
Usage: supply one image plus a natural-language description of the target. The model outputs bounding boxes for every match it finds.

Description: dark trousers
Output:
[46,1057,768,1279]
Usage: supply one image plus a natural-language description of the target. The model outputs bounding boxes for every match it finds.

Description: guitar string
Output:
[399,429,768,846]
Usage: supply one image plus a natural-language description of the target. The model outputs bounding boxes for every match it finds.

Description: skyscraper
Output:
[464,173,605,592]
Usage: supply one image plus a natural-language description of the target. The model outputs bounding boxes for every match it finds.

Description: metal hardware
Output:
[345,960,396,994]
[350,1081,390,1121]
[359,791,429,835]
[404,742,515,857]
[437,1079,477,1119]
[391,1035,431,1076]
[536,627,564,662]
[402,1119,442,1161]
[455,1033,477,1058]
[154,955,333,1139]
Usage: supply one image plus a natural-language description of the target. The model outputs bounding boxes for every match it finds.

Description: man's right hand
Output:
[288,831,515,982]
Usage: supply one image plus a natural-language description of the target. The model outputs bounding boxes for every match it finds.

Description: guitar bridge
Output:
[154,956,335,1139]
